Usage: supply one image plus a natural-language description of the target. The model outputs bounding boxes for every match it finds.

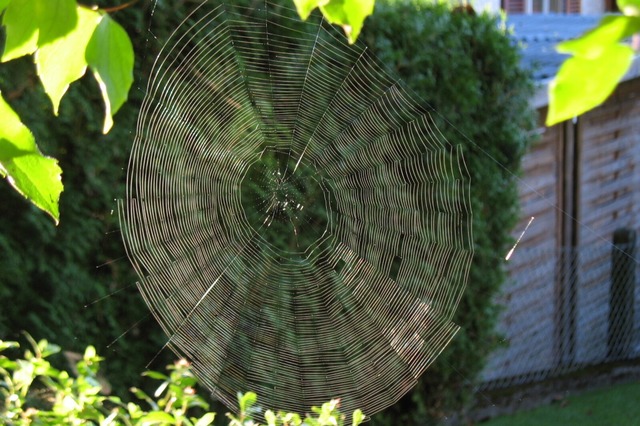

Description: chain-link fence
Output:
[479,229,639,390]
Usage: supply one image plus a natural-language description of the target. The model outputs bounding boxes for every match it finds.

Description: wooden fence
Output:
[480,76,640,388]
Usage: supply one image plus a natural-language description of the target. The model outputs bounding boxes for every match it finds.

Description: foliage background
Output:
[0,0,534,424]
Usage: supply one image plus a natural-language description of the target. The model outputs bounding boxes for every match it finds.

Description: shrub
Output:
[0,336,364,426]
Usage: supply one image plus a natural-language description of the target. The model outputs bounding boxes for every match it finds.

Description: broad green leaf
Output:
[85,14,134,133]
[558,15,640,58]
[0,0,10,13]
[547,44,633,125]
[618,0,640,15]
[0,92,63,223]
[1,0,77,61]
[194,413,216,426]
[293,0,329,20]
[36,0,77,46]
[35,7,102,114]
[1,0,39,61]
[320,0,374,43]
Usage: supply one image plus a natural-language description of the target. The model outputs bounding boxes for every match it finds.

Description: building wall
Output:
[480,77,640,389]
[472,0,502,12]
[581,0,605,14]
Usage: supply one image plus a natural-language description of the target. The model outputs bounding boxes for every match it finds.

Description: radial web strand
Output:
[120,1,474,417]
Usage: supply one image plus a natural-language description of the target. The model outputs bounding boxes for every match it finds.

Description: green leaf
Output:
[238,391,257,413]
[1,0,77,62]
[293,0,329,20]
[618,0,640,15]
[35,7,101,114]
[0,0,10,13]
[194,413,216,426]
[85,13,134,133]
[0,341,19,352]
[0,92,63,223]
[142,370,169,380]
[558,15,640,58]
[138,411,176,425]
[1,0,39,61]
[548,43,633,125]
[319,0,374,43]
[264,409,277,426]
[36,0,77,46]
[83,345,97,359]
[352,409,364,426]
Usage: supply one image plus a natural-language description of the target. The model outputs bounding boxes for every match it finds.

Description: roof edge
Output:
[531,54,640,110]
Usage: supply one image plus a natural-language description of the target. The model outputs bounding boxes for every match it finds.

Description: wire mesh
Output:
[120,1,474,416]
[480,238,639,391]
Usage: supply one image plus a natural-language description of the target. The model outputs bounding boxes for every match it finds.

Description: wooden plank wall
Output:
[575,77,640,364]
[481,110,562,385]
[481,78,640,387]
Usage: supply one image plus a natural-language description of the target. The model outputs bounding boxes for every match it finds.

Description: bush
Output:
[362,2,535,424]
[0,0,191,397]
[0,336,364,426]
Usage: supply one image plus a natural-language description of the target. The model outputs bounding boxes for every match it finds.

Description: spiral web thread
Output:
[120,1,473,416]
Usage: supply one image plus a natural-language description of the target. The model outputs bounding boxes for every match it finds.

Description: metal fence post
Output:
[608,228,636,359]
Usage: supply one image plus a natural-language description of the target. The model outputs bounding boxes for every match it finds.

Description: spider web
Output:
[120,1,473,416]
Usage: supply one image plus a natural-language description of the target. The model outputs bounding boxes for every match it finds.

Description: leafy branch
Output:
[547,0,640,124]
[0,337,365,426]
[0,0,133,223]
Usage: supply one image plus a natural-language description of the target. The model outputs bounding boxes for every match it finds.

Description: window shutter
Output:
[566,0,581,12]
[503,0,526,13]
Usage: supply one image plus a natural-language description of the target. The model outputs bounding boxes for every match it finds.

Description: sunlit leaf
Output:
[0,341,19,352]
[142,370,168,380]
[558,15,640,58]
[194,413,216,426]
[352,409,364,425]
[1,0,77,62]
[85,14,134,133]
[320,0,374,43]
[0,91,63,223]
[618,0,640,15]
[83,345,97,359]
[138,411,176,425]
[264,410,277,426]
[1,0,39,61]
[293,0,328,20]
[35,7,102,114]
[547,44,633,125]
[36,0,77,46]
[0,0,10,13]
[238,391,257,413]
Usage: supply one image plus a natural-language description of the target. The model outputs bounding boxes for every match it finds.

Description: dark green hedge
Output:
[0,2,179,396]
[363,2,535,424]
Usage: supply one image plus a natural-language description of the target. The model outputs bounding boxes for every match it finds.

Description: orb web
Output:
[121,1,474,416]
